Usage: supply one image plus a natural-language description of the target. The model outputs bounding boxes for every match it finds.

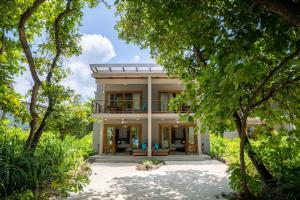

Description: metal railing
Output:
[92,100,191,114]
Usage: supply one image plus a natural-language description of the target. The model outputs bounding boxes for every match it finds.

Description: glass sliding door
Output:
[124,93,133,112]
[104,126,116,154]
[131,126,139,149]
[106,92,141,113]
[185,126,197,154]
[160,124,197,154]
[107,93,123,112]
[160,93,173,112]
[188,127,195,145]
[160,126,170,149]
[132,93,141,112]
[104,124,141,154]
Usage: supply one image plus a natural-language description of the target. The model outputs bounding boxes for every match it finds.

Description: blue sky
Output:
[15,2,154,99]
[80,2,153,63]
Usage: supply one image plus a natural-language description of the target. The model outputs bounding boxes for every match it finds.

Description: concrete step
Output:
[89,154,211,163]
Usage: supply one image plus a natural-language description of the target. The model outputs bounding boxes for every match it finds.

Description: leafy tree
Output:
[46,95,94,140]
[115,0,300,197]
[0,1,27,119]
[4,0,100,150]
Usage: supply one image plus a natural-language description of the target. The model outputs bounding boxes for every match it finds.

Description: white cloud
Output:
[132,55,140,63]
[14,34,116,100]
[65,34,116,98]
[14,70,32,98]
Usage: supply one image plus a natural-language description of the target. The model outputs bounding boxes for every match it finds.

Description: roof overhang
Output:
[90,63,168,78]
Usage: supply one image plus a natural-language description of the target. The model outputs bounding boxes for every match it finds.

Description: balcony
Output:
[93,100,147,114]
[92,100,191,114]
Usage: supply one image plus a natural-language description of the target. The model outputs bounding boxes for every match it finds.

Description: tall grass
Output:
[0,120,93,199]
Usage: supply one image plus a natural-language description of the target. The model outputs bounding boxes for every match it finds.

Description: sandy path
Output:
[69,160,232,200]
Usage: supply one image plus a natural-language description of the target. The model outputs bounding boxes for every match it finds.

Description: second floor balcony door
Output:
[106,92,141,113]
[160,92,178,112]
[124,93,141,113]
[107,93,123,113]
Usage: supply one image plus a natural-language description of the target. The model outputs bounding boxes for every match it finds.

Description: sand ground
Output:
[69,160,232,200]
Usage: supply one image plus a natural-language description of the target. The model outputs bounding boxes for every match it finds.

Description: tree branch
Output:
[253,0,300,26]
[46,0,72,83]
[247,41,300,112]
[250,76,300,110]
[193,44,207,66]
[18,0,45,84]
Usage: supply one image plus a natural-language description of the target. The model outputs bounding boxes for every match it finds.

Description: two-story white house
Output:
[91,64,210,157]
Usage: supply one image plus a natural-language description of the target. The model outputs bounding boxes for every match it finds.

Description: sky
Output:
[14,1,154,100]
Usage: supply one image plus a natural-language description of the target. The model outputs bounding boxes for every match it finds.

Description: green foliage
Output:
[210,133,300,199]
[209,134,226,160]
[0,120,93,198]
[136,159,165,171]
[46,97,94,139]
[0,85,29,122]
[116,0,300,196]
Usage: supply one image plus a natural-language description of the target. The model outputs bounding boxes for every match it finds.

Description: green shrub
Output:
[210,134,227,160]
[0,120,93,199]
[136,159,165,171]
[210,131,300,199]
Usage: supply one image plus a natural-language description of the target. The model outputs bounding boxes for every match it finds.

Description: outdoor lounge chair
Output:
[152,149,169,156]
[132,149,147,156]
[132,143,147,156]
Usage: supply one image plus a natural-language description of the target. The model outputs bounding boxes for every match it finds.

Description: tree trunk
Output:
[29,101,53,149]
[245,135,274,184]
[25,82,41,149]
[18,0,45,149]
[240,118,251,197]
[233,112,274,185]
[233,112,251,196]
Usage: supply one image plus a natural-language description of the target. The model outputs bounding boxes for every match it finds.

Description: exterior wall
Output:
[224,131,239,140]
[92,121,101,153]
[201,131,210,154]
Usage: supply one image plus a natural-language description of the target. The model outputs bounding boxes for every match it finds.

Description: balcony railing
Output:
[92,100,191,114]
[151,100,191,113]
[93,100,147,114]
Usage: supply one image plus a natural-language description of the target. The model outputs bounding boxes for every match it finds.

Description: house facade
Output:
[91,64,210,156]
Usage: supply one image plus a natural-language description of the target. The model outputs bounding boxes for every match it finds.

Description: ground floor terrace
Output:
[92,117,210,156]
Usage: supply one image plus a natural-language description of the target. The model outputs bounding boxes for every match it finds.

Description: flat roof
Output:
[90,64,165,74]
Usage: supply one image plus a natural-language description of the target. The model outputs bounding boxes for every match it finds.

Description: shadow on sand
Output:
[69,169,233,200]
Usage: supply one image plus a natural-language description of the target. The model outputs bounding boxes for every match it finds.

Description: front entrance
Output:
[159,124,197,154]
[103,124,141,154]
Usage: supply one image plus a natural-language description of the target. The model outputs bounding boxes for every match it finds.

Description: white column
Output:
[100,83,105,112]
[148,76,152,157]
[99,120,104,155]
[197,120,202,155]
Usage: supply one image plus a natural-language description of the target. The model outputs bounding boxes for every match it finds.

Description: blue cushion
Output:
[154,143,159,150]
[142,143,147,150]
